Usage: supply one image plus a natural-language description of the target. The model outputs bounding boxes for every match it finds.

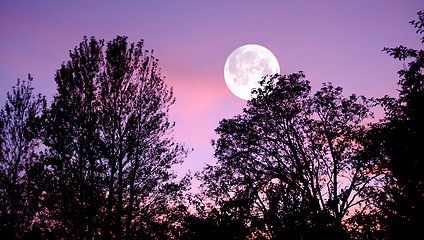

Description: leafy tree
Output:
[0,76,46,239]
[200,72,381,239]
[99,36,190,239]
[42,36,190,239]
[42,36,105,239]
[368,10,424,239]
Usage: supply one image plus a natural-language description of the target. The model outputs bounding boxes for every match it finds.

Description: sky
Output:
[1,0,423,189]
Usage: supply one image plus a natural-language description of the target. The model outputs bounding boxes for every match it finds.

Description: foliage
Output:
[199,71,382,239]
[0,76,46,239]
[40,36,190,239]
[367,10,424,239]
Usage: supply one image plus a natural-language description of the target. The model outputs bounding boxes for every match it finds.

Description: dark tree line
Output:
[199,72,380,239]
[195,11,424,240]
[1,11,424,239]
[1,36,190,239]
[366,11,424,239]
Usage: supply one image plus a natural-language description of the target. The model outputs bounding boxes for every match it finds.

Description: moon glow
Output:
[224,44,280,100]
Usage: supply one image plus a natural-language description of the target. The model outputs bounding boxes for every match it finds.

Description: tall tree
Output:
[43,36,189,239]
[99,36,189,239]
[0,76,46,239]
[200,72,380,239]
[369,10,424,239]
[43,36,105,239]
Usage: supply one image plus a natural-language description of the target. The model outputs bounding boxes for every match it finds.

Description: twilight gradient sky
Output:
[0,0,423,186]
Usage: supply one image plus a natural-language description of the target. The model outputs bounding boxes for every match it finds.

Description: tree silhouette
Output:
[200,72,381,239]
[42,36,190,239]
[98,36,190,239]
[0,76,46,239]
[368,10,424,239]
[42,36,105,239]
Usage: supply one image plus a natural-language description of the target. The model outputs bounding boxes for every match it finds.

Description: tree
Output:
[42,36,190,239]
[42,36,105,239]
[0,76,46,239]
[368,10,424,239]
[98,36,189,239]
[200,72,381,239]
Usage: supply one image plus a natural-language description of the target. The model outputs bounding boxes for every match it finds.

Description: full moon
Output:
[224,44,280,100]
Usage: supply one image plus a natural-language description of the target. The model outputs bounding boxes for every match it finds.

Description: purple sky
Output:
[1,0,423,187]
